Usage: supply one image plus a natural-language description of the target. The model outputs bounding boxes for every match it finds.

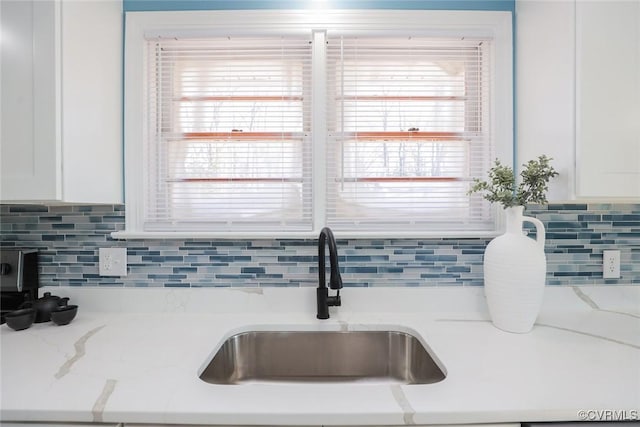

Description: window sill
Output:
[110,230,500,240]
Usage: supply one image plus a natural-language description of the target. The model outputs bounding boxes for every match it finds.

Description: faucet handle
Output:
[327,290,341,307]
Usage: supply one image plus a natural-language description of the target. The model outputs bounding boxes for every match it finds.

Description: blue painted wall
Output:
[124,0,515,12]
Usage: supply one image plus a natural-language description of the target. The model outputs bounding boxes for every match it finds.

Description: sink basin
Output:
[199,330,446,385]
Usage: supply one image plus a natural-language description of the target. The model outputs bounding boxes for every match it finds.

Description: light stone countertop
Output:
[1,285,639,426]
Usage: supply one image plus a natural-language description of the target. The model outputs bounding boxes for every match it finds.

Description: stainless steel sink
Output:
[199,330,446,385]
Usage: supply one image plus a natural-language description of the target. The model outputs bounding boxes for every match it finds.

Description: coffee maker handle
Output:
[0,263,11,275]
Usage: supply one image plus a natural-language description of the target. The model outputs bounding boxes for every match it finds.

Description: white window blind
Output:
[144,36,313,232]
[326,36,494,232]
[122,10,512,238]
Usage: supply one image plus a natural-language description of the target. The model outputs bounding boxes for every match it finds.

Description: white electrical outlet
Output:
[602,250,621,279]
[99,248,128,277]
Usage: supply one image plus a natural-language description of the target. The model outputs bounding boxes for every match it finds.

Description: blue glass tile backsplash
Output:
[1,203,639,287]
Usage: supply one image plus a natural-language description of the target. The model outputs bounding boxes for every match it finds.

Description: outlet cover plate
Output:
[99,248,127,277]
[602,249,621,279]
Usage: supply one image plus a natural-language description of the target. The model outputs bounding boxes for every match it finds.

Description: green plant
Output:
[468,155,559,208]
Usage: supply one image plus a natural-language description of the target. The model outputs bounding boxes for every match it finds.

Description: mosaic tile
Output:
[1,203,639,287]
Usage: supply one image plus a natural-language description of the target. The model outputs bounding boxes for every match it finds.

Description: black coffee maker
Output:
[0,249,39,324]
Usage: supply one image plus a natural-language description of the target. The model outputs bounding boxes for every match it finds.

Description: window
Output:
[145,36,312,232]
[120,10,512,238]
[326,36,492,232]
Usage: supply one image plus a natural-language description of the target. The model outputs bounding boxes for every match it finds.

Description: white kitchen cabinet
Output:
[517,0,640,201]
[575,0,640,198]
[0,0,122,203]
[516,0,576,201]
[123,424,520,427]
[330,425,520,427]
[1,424,120,427]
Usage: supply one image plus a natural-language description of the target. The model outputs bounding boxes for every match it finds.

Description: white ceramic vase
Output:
[483,206,547,333]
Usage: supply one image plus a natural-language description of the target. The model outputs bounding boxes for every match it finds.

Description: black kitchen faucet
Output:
[316,227,343,319]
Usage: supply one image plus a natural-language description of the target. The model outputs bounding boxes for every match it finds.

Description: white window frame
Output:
[115,9,512,239]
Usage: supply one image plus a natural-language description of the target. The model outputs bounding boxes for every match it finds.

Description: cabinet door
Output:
[576,0,640,198]
[0,0,122,203]
[1,424,119,427]
[0,0,62,201]
[59,0,122,203]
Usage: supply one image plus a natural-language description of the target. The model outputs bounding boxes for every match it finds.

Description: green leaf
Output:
[468,155,558,209]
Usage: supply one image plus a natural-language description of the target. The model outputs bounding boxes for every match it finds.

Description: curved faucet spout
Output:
[318,227,342,290]
[317,227,343,319]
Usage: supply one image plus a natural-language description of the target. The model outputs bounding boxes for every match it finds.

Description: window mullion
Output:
[312,30,327,232]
